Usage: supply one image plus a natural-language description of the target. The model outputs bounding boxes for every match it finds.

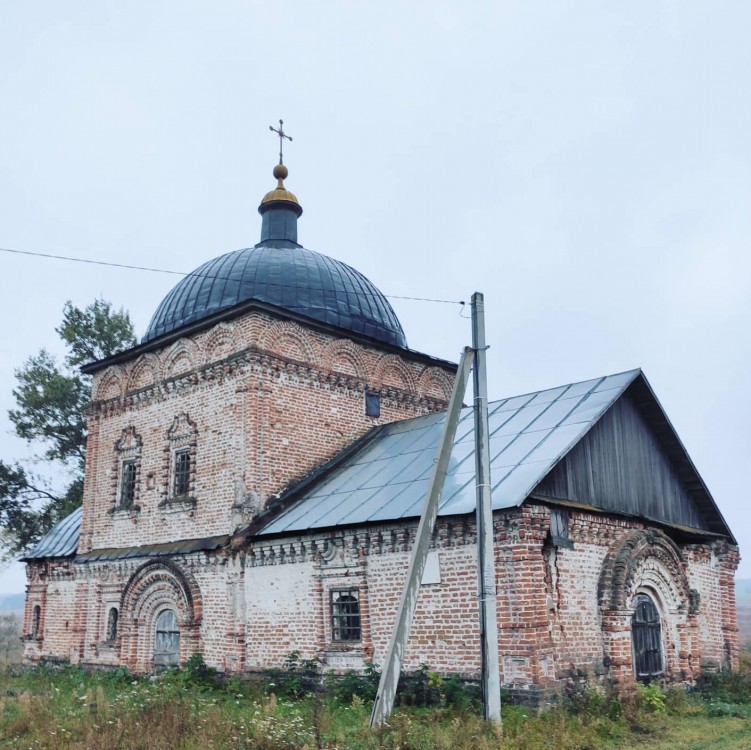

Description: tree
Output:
[0,299,136,560]
[0,612,22,665]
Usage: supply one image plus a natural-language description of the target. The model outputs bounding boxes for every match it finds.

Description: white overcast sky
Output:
[1,1,750,594]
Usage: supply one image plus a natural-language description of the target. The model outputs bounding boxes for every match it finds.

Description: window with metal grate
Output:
[330,589,361,642]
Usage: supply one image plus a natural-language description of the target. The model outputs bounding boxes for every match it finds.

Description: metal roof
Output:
[75,534,229,563]
[142,243,407,348]
[259,370,646,535]
[22,506,82,560]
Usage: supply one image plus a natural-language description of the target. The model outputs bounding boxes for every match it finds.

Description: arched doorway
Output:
[119,560,203,673]
[154,609,180,670]
[632,593,663,680]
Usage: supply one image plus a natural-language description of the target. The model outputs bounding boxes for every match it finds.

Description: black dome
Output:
[142,243,407,348]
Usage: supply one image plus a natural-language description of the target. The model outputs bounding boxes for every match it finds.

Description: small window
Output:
[31,604,41,638]
[173,449,191,496]
[331,589,361,642]
[549,508,573,549]
[365,392,381,418]
[105,607,118,641]
[119,459,137,508]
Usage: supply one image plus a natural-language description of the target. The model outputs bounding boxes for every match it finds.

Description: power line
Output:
[0,246,465,306]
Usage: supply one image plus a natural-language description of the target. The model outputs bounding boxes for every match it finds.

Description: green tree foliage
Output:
[0,300,136,560]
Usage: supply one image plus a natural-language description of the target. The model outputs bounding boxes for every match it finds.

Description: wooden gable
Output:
[532,377,732,539]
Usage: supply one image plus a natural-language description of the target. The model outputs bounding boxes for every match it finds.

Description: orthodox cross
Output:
[269,119,293,164]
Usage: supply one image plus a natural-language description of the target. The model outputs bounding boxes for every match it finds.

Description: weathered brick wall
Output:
[23,503,738,693]
[79,311,454,555]
[22,308,738,690]
[684,543,740,671]
[23,560,79,665]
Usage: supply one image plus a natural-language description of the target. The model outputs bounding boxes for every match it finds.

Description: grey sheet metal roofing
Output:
[21,506,82,560]
[258,368,731,539]
[74,534,229,563]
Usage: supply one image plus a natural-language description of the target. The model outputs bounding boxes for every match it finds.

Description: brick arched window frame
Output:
[599,529,693,680]
[162,414,198,506]
[119,559,203,673]
[113,427,143,511]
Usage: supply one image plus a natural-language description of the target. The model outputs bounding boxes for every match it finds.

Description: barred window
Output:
[119,459,137,508]
[173,449,191,496]
[165,413,197,503]
[331,589,361,642]
[113,426,142,511]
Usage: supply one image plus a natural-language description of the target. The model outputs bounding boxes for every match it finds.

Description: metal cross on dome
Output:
[269,119,293,165]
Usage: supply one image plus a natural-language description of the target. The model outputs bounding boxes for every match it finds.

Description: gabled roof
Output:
[21,506,82,560]
[25,368,735,563]
[257,369,734,541]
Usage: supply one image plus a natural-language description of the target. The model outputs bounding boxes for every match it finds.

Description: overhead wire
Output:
[0,246,466,307]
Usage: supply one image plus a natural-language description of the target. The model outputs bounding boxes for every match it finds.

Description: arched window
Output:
[154,609,180,670]
[632,593,663,680]
[105,607,119,642]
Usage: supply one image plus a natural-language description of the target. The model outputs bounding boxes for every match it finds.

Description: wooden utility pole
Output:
[472,291,502,723]
[370,347,475,727]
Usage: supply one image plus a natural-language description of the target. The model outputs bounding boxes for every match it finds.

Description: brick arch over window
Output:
[321,339,367,379]
[126,353,161,393]
[260,320,318,366]
[416,367,453,402]
[119,560,203,672]
[95,367,125,401]
[373,354,415,393]
[203,322,238,365]
[598,529,690,612]
[163,339,198,379]
[598,529,696,682]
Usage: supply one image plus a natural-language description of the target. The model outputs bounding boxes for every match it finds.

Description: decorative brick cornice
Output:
[89,343,449,418]
[245,517,476,567]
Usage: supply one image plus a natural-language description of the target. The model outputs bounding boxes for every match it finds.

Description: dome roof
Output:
[142,244,407,347]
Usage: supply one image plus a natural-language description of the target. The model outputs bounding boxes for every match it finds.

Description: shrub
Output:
[264,650,320,699]
[325,662,380,703]
[638,682,667,713]
[397,663,444,707]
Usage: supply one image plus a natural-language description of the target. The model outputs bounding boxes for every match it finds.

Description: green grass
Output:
[1,664,751,750]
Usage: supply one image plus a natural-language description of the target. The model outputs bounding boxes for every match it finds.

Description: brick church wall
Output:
[240,504,738,691]
[22,309,738,693]
[23,501,738,694]
[78,310,455,555]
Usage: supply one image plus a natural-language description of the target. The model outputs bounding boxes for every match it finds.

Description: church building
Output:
[21,154,739,695]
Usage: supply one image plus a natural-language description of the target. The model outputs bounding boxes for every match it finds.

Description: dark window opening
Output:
[106,607,118,641]
[31,605,41,638]
[549,508,574,549]
[331,589,361,642]
[365,392,381,418]
[632,593,663,680]
[174,449,191,496]
[120,459,137,508]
